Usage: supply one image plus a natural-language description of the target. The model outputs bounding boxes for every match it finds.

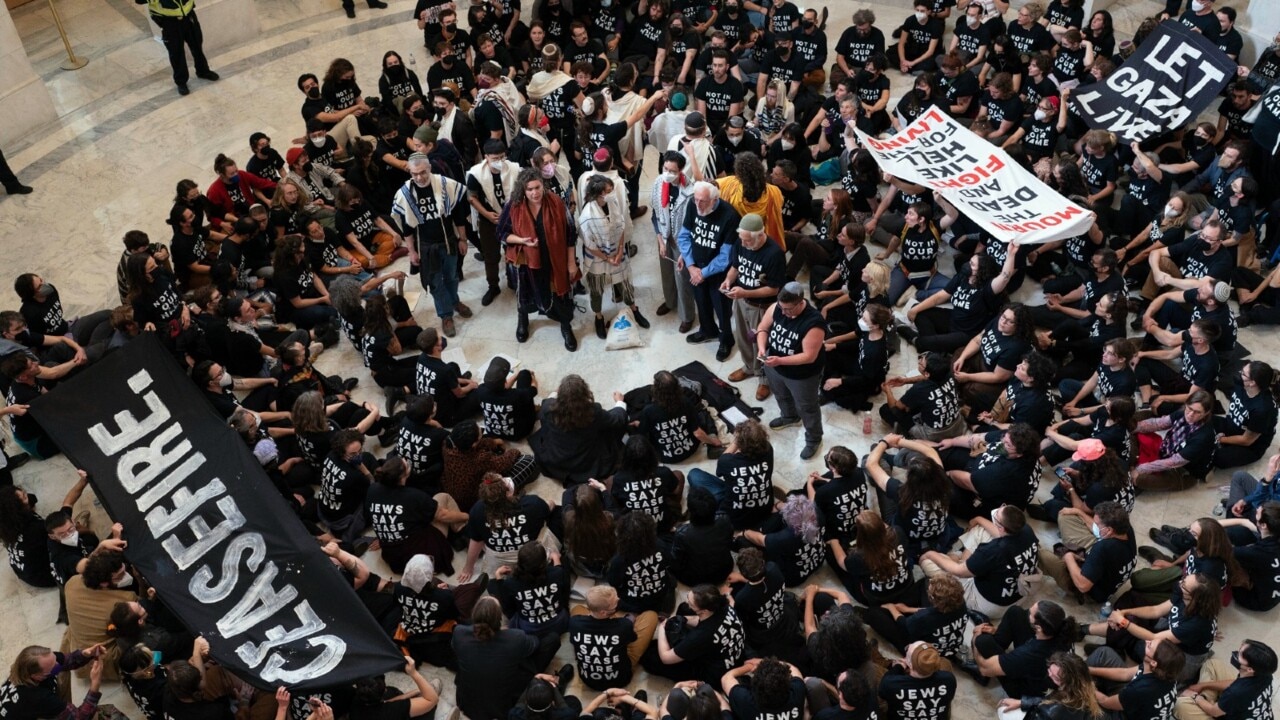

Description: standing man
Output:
[136,0,219,96]
[756,281,826,460]
[722,214,785,402]
[677,182,741,360]
[392,154,473,338]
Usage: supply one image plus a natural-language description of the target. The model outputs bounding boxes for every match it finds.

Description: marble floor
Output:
[1,0,1274,717]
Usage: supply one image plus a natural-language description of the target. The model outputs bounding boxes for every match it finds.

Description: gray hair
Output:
[402,554,435,593]
[406,153,430,170]
[692,181,720,201]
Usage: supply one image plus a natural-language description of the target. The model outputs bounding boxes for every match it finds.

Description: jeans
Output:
[888,267,951,304]
[290,302,339,330]
[687,468,726,507]
[763,366,823,444]
[421,243,461,318]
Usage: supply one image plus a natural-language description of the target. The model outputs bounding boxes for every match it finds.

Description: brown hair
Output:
[853,511,899,581]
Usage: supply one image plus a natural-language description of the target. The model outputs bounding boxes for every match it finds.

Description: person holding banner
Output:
[874,202,956,306]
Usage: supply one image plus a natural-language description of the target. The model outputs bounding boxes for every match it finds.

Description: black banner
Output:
[1071,20,1236,142]
[29,335,403,690]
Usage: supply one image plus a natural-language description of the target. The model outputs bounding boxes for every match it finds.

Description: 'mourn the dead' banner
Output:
[30,334,403,690]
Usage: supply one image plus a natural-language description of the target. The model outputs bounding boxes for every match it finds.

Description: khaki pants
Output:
[1142,255,1182,300]
[569,606,659,668]
[327,114,375,156]
[1174,658,1233,720]
[732,298,766,379]
[920,526,1028,620]
[1059,512,1098,552]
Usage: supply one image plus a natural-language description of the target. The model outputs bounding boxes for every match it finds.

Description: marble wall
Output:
[0,2,58,147]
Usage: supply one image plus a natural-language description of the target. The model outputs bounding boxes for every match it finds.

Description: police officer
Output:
[136,0,219,95]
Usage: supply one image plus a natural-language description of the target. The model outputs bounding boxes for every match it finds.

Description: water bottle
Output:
[862,412,872,436]
[1099,601,1113,619]
[408,53,417,69]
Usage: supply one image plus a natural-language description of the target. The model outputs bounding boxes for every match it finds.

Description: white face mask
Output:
[968,14,980,26]
[780,139,795,151]
[115,573,135,589]
[489,159,507,172]
[1034,109,1049,122]
[660,171,677,183]
[218,372,233,388]
[1164,205,1178,218]
[857,319,872,332]
[1191,0,1204,11]
[309,136,326,148]
[727,134,743,146]
[1091,522,1103,539]
[59,530,80,547]
[915,11,927,22]
[541,164,556,178]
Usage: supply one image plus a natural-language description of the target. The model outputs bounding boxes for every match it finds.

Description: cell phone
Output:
[152,650,162,665]
[1054,467,1069,480]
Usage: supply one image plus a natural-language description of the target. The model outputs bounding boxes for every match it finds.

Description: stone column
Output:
[147,0,260,53]
[1236,2,1278,69]
[0,2,58,148]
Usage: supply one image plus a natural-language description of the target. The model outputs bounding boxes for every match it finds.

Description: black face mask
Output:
[307,87,320,99]
[801,19,814,29]
[412,106,429,120]
[387,64,406,78]
[1230,651,1241,670]
[303,161,315,173]
[442,56,455,65]
[445,22,458,32]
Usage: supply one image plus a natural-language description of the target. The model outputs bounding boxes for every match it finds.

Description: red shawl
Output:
[505,192,577,295]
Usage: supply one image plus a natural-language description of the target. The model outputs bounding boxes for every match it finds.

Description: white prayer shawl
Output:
[474,77,526,146]
[578,196,630,285]
[576,168,632,233]
[438,107,459,144]
[648,110,691,160]
[465,160,521,230]
[526,69,573,103]
[605,89,647,163]
[519,127,570,174]
[666,134,716,184]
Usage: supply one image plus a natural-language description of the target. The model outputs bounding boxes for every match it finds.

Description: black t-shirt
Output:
[365,483,438,545]
[1167,589,1215,656]
[275,267,321,322]
[835,27,885,68]
[966,524,1039,605]
[1178,332,1220,391]
[996,637,1055,696]
[639,400,703,463]
[1178,9,1220,43]
[899,224,940,274]
[732,563,799,651]
[320,451,370,519]
[565,38,606,76]
[942,69,981,119]
[1018,116,1060,160]
[694,75,746,130]
[494,565,569,625]
[672,606,746,684]
[626,18,667,57]
[426,60,476,97]
[474,383,538,440]
[977,319,1029,371]
[0,658,67,720]
[1118,670,1178,720]
[1080,151,1118,195]
[944,273,1001,336]
[20,288,67,336]
[569,614,637,689]
[605,550,670,613]
[670,516,735,587]
[396,583,460,636]
[1006,20,1053,55]
[6,509,54,587]
[1216,674,1275,720]
[777,182,813,230]
[968,433,1040,510]
[813,470,870,542]
[902,606,967,658]
[715,450,774,529]
[415,354,462,417]
[1005,380,1054,434]
[1233,537,1280,610]
[611,466,679,532]
[878,667,957,720]
[122,667,168,720]
[466,495,551,552]
[765,303,825,379]
[900,377,962,431]
[839,525,913,602]
[1220,383,1278,445]
[767,1,800,33]
[895,15,943,59]
[855,71,891,113]
[1168,236,1234,282]
[7,381,45,442]
[729,240,786,305]
[979,90,1023,128]
[1080,534,1136,602]
[885,477,948,545]
[765,523,827,587]
[164,686,234,720]
[953,20,991,60]
[246,149,285,183]
[728,678,806,720]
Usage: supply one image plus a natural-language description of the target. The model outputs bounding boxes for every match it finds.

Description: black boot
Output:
[516,312,529,343]
[562,322,578,352]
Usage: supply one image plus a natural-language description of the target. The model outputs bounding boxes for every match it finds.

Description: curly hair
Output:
[508,167,547,208]
[513,541,551,585]
[551,375,596,431]
[615,510,658,564]
[1078,448,1130,493]
[479,473,520,529]
[564,486,616,568]
[853,511,899,581]
[106,602,145,644]
[732,418,772,461]
[271,234,307,278]
[1021,350,1056,387]
[927,575,965,614]
[780,496,821,545]
[734,152,767,202]
[811,605,871,680]
[750,658,794,713]
[651,370,685,416]
[361,294,394,339]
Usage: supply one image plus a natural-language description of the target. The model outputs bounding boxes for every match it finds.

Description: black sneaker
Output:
[896,325,919,345]
[769,416,801,429]
[1025,504,1052,522]
[197,70,220,81]
[482,286,501,306]
[715,342,733,361]
[555,663,575,688]
[3,183,33,195]
[595,315,607,339]
[686,331,715,344]
[958,660,989,686]
[800,441,821,460]
[177,84,190,95]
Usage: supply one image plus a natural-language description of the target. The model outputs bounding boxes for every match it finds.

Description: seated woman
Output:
[473,358,540,441]
[1132,517,1245,602]
[994,652,1101,720]
[686,418,774,530]
[1045,291,1130,384]
[1060,335,1137,415]
[936,424,1043,519]
[530,375,629,486]
[804,445,871,546]
[736,495,827,588]
[562,483,616,579]
[952,303,1035,410]
[810,212,867,307]
[118,644,168,720]
[820,304,893,411]
[492,542,571,638]
[396,395,448,491]
[1031,439,1134,528]
[1082,572,1220,686]
[901,250,1017,354]
[963,600,1081,695]
[442,421,539,513]
[607,511,675,614]
[637,371,723,463]
[816,238,882,334]
[1132,390,1218,492]
[459,473,560,583]
[642,584,746,685]
[1042,396,1136,468]
[1087,639,1183,720]
[801,587,879,686]
[1213,361,1278,470]
[360,293,421,400]
[334,183,404,270]
[866,435,951,557]
[1232,503,1280,611]
[365,456,469,574]
[873,201,956,305]
[827,510,915,606]
[861,574,968,659]
[973,350,1056,435]
[271,234,340,331]
[106,600,195,669]
[879,351,966,441]
[611,435,684,536]
[669,487,735,588]
[395,554,487,670]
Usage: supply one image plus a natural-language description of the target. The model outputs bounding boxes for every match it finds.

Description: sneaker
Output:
[896,325,919,345]
[800,440,821,460]
[769,416,800,429]
[555,663,575,688]
[3,183,33,195]
[343,5,355,16]
[442,317,457,337]
[197,70,220,81]
[1025,504,1052,522]
[715,342,733,361]
[686,331,715,344]
[454,302,473,318]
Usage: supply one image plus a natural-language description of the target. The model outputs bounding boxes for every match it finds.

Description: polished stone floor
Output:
[2,0,1274,717]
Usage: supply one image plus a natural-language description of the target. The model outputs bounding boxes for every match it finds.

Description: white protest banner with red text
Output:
[855,106,1094,245]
